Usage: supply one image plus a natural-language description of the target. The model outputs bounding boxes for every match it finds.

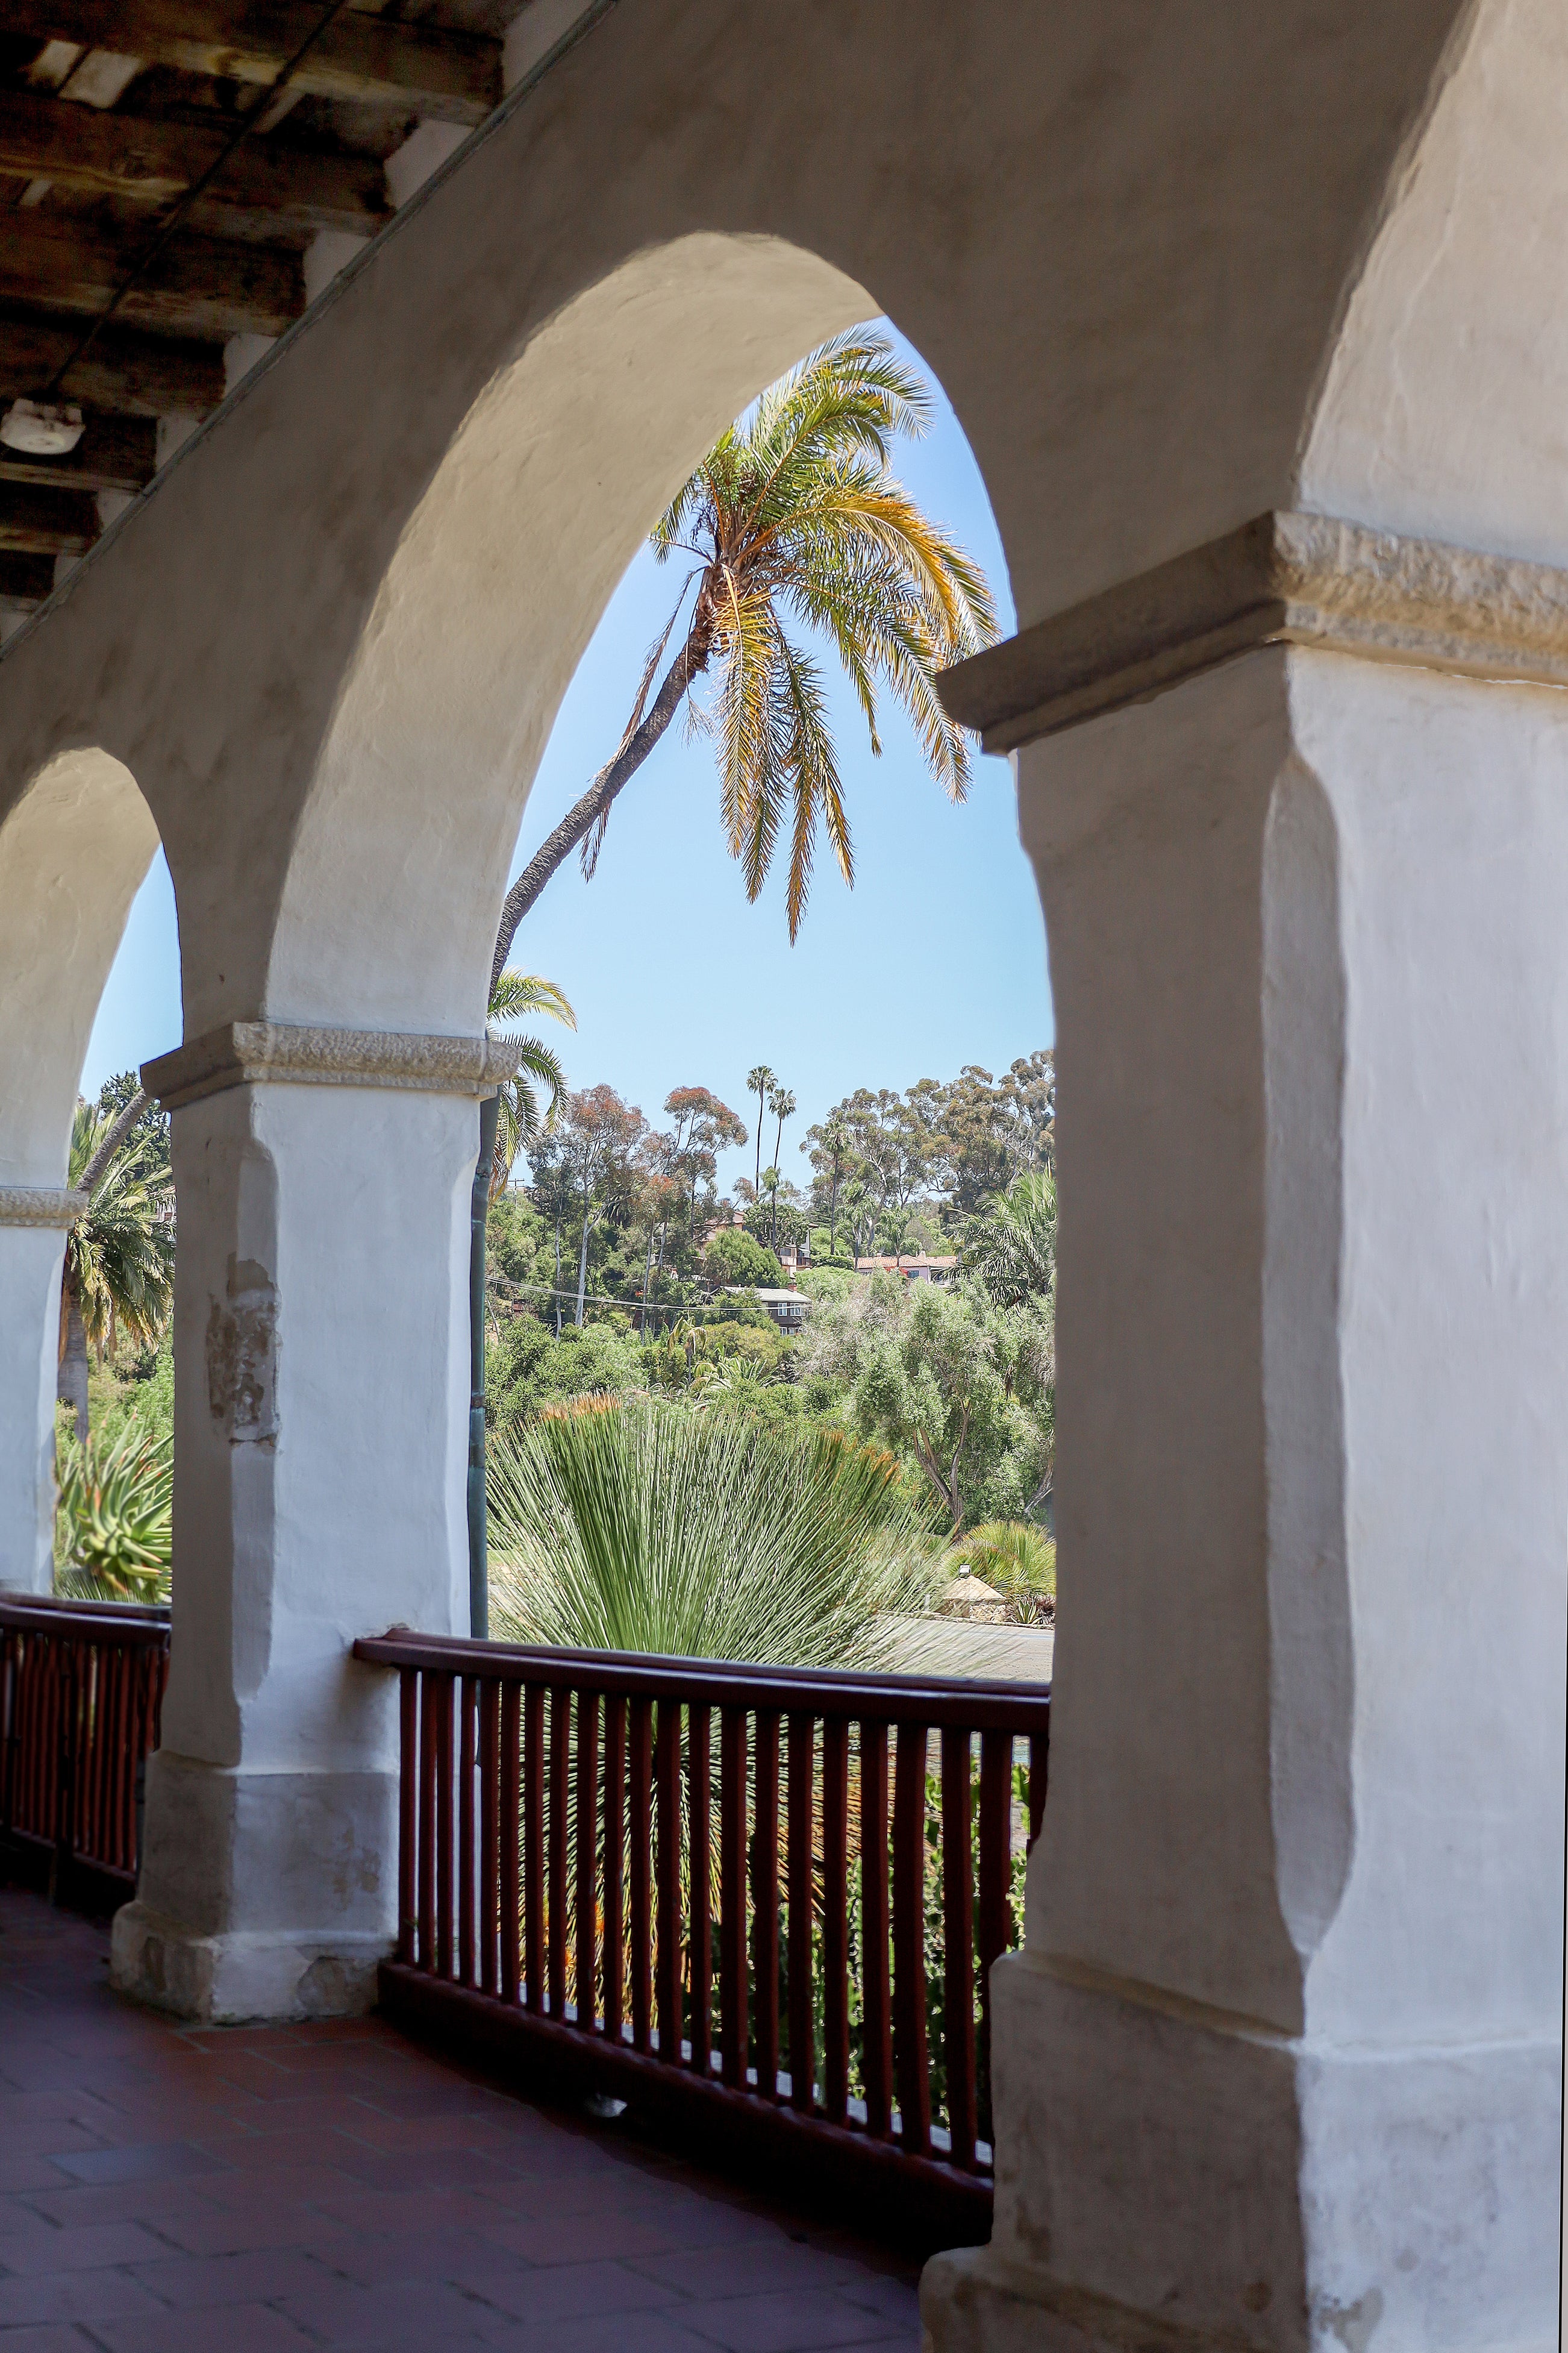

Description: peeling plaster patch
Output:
[1317,2287,1384,2353]
[207,1255,278,1441]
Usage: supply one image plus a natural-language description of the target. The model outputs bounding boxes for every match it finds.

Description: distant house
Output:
[724,1285,811,1334]
[853,1255,958,1285]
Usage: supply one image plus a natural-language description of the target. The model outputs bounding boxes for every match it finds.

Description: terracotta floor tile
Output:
[49,2141,220,2186]
[88,2302,317,2352]
[273,2276,505,2345]
[0,2221,169,2275]
[675,2290,910,2352]
[0,2266,167,2327]
[125,2246,345,2308]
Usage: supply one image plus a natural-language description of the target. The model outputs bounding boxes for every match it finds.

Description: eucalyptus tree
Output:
[487,331,996,988]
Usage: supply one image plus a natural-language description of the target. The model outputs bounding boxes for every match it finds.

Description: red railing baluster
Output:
[417,1668,436,1970]
[752,1709,781,2101]
[604,1695,626,2043]
[861,1719,893,2138]
[575,1687,599,2028]
[976,1728,1011,2143]
[655,1699,682,2063]
[523,1684,545,2011]
[892,1720,931,2155]
[434,1673,455,1979]
[629,1697,653,2054]
[942,1725,978,2167]
[822,1714,850,2125]
[719,1706,748,2088]
[688,1704,711,2078]
[480,1679,501,1997]
[501,1681,521,2005]
[458,1676,476,1988]
[548,1686,570,2019]
[398,1669,417,1964]
[786,1711,814,2111]
[1029,1719,1049,1852]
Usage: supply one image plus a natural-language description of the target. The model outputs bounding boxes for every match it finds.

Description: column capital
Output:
[940,509,1568,752]
[0,1186,87,1227]
[142,1023,523,1112]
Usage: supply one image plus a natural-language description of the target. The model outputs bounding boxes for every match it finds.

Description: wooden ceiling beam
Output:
[0,410,157,494]
[0,213,304,340]
[0,550,57,606]
[10,2,501,122]
[0,313,225,414]
[0,481,101,556]
[0,89,390,234]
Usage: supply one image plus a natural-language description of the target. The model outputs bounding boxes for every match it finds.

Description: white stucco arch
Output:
[0,749,162,1594]
[0,748,160,1188]
[271,235,876,1031]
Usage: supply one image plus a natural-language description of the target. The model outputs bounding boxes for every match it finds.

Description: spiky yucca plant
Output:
[487,1397,942,1667]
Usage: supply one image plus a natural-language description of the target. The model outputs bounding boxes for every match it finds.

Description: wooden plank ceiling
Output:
[0,0,517,627]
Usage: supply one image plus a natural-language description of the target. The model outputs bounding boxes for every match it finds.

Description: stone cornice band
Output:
[143,1023,523,1112]
[0,1187,88,1227]
[938,509,1568,752]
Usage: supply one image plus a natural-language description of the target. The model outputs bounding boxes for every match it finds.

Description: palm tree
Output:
[963,1170,1057,1308]
[58,1101,175,1443]
[486,968,575,1195]
[489,331,998,986]
[766,1083,796,1250]
[748,1064,774,1195]
[820,1115,850,1258]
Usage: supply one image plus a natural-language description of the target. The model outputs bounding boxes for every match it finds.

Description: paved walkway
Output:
[0,1890,922,2352]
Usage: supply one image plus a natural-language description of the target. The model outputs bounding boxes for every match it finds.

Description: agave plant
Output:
[487,1396,942,1667]
[55,1418,173,1602]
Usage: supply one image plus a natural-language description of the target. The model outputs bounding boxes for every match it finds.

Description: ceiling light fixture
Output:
[1,398,84,456]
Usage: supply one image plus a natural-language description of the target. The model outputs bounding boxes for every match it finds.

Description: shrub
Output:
[487,1396,942,1666]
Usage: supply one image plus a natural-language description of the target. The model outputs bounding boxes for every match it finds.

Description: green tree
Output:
[961,1169,1057,1308]
[703,1225,785,1289]
[58,1100,175,1443]
[804,1274,1052,1534]
[487,332,996,982]
[664,1086,748,1234]
[529,1086,648,1329]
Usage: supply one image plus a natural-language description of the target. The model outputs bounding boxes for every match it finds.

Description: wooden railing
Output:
[0,1593,170,1911]
[354,1629,1050,2246]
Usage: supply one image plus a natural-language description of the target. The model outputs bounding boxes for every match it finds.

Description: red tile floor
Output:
[0,1890,922,2352]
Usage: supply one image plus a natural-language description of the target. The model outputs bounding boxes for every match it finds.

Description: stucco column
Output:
[924,517,1566,2353]
[0,1190,81,1596]
[111,1024,514,2023]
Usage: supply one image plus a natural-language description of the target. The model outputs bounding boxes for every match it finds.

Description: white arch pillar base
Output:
[110,1030,508,2023]
[923,644,1564,2353]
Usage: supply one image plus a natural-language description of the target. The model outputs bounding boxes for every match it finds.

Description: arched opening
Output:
[0,749,169,1597]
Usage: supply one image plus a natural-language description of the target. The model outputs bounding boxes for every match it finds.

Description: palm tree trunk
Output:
[79,1089,146,1197]
[58,1291,90,1443]
[490,634,706,991]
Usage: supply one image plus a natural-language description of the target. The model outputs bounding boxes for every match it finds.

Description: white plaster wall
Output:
[0,750,159,1188]
[1301,0,1568,565]
[0,1228,69,1594]
[0,751,160,1599]
[0,0,1493,1050]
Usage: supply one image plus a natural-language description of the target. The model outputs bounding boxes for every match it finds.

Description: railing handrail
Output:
[354,1627,1051,1732]
[0,1594,172,1646]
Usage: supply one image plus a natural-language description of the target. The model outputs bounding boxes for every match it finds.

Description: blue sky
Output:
[82,326,1054,1197]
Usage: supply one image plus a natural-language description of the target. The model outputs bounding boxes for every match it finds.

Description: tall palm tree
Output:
[58,1101,175,1442]
[489,331,998,986]
[747,1063,774,1196]
[769,1083,796,1177]
[486,968,575,1195]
